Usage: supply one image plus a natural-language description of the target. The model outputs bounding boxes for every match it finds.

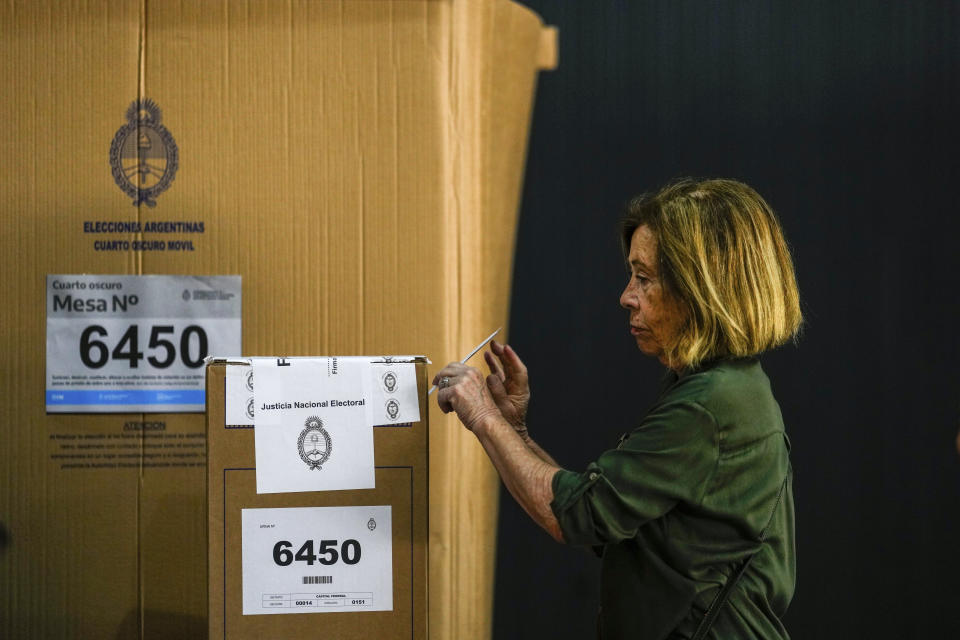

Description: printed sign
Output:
[252,358,376,494]
[45,274,241,413]
[241,506,393,615]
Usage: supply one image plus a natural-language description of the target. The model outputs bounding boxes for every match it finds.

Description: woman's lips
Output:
[630,326,645,335]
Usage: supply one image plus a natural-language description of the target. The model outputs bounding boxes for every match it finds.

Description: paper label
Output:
[225,358,420,427]
[225,365,257,425]
[241,506,393,615]
[252,358,375,494]
[369,362,420,424]
[45,274,241,413]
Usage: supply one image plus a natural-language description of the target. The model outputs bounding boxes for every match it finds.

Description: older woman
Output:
[434,178,802,640]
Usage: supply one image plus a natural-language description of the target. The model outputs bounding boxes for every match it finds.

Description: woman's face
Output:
[619,225,686,368]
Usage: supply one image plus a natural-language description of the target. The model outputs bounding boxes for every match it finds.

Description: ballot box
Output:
[205,357,429,640]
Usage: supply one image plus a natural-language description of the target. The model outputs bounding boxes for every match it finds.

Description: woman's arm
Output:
[433,361,564,543]
[473,412,564,543]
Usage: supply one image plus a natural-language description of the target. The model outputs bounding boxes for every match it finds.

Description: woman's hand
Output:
[432,363,503,435]
[434,348,563,543]
[483,341,531,439]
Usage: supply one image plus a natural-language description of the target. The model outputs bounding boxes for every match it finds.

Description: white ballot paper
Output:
[242,506,393,615]
[252,358,375,494]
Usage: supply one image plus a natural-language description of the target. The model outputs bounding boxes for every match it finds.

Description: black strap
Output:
[690,552,758,640]
[690,469,790,640]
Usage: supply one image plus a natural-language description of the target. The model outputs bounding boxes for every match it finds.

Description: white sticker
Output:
[252,358,375,494]
[45,274,241,413]
[241,506,393,615]
[225,365,255,425]
[369,362,420,424]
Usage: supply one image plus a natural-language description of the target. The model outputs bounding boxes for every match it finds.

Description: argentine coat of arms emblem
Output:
[110,98,178,207]
[297,416,333,470]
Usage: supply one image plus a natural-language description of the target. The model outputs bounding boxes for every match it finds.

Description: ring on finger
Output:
[440,376,451,389]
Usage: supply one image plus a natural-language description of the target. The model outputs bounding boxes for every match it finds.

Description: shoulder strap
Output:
[690,469,790,640]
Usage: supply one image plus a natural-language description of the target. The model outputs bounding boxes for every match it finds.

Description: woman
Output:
[434,178,801,639]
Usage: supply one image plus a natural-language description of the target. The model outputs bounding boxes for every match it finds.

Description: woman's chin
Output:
[634,338,661,359]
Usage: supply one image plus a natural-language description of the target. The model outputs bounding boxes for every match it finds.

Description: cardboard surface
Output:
[0,1,554,638]
[206,360,428,639]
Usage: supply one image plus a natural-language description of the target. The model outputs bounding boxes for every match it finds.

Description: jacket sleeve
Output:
[550,399,719,546]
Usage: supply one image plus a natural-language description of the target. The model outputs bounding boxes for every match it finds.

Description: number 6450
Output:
[272,539,362,566]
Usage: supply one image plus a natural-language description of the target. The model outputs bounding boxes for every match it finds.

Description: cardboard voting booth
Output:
[205,358,429,639]
[0,1,555,638]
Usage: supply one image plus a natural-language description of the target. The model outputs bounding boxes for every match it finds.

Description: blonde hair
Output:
[621,178,802,369]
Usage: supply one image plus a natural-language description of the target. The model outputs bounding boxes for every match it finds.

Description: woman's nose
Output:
[620,282,636,309]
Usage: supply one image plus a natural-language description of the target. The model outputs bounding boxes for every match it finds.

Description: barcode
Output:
[302,576,333,585]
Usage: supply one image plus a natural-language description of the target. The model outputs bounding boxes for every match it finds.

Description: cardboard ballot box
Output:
[205,358,429,640]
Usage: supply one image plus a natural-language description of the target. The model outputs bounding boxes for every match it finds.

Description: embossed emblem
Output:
[110,98,179,207]
[297,416,332,470]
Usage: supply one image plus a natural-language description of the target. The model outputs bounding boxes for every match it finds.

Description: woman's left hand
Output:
[432,363,502,434]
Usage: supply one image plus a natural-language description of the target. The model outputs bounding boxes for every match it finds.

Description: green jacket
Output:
[551,358,795,640]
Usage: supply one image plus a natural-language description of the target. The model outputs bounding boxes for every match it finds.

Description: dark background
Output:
[494,2,960,638]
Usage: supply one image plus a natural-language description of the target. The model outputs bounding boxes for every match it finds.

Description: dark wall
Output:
[494,2,960,638]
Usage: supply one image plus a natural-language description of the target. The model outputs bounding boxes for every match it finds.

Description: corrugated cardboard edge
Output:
[433,2,557,640]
